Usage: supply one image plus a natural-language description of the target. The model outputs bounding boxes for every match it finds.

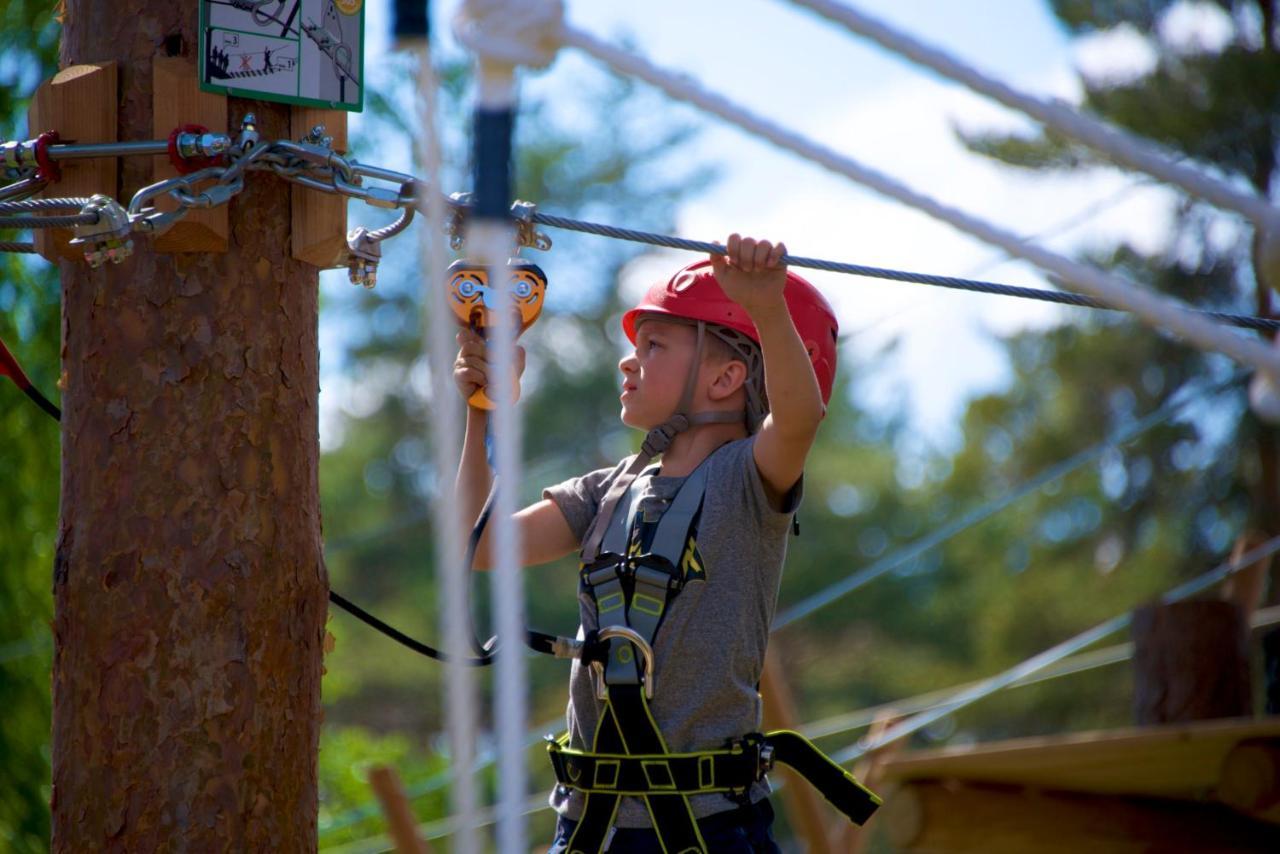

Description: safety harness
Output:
[547,457,881,853]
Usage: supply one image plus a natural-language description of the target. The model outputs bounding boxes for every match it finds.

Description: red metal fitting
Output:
[167,123,223,174]
[33,130,61,183]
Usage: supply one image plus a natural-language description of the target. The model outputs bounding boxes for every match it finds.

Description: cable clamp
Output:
[346,225,382,288]
[69,194,132,267]
[510,200,552,251]
[446,191,474,251]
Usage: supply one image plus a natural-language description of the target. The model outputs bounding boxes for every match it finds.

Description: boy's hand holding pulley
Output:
[449,258,547,410]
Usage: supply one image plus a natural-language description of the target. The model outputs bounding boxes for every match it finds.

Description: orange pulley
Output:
[447,257,548,410]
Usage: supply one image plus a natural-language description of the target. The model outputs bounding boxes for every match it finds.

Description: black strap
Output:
[569,686,708,854]
[766,731,881,826]
[550,729,882,828]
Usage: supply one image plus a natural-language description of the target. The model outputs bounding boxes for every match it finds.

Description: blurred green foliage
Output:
[2,2,1278,852]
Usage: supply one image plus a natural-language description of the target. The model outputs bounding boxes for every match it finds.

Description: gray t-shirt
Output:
[542,436,800,827]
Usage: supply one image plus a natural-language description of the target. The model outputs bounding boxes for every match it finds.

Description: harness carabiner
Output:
[593,626,656,701]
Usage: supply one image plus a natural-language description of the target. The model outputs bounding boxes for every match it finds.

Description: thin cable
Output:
[529,211,1280,333]
[0,197,93,213]
[835,534,1280,764]
[0,213,96,229]
[560,25,1280,377]
[801,603,1280,743]
[786,0,1280,230]
[0,241,36,253]
[774,375,1236,629]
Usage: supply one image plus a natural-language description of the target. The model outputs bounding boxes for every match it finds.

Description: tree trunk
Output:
[52,3,326,850]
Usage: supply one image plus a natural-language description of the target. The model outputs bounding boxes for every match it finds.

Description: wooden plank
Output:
[27,63,118,263]
[882,779,1280,854]
[878,716,1280,799]
[151,55,228,254]
[368,765,432,854]
[760,647,835,854]
[290,107,348,268]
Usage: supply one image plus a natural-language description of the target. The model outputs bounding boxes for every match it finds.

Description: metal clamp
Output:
[68,194,132,267]
[446,191,473,251]
[592,626,657,701]
[511,200,552,251]
[346,226,382,288]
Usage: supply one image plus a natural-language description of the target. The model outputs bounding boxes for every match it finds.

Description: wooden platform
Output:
[874,717,1280,853]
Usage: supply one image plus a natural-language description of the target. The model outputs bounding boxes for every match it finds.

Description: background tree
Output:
[0,1,63,848]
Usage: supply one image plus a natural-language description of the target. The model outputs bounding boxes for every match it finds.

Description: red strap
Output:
[33,130,61,183]
[167,124,224,174]
[0,333,33,390]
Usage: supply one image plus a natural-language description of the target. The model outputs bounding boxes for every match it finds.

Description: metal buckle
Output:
[591,625,656,701]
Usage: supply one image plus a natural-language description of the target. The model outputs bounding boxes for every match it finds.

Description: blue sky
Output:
[325,1,1231,452]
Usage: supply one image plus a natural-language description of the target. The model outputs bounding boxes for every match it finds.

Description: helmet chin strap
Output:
[581,321,740,562]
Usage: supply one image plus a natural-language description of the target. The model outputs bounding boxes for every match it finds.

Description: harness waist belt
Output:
[547,729,882,826]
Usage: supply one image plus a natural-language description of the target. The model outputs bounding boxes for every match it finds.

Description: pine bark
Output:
[52,3,326,850]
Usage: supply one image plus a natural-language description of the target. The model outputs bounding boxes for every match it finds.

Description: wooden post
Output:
[760,646,835,854]
[1132,599,1251,724]
[369,765,433,854]
[27,62,117,263]
[290,107,348,268]
[52,4,326,849]
[151,55,228,254]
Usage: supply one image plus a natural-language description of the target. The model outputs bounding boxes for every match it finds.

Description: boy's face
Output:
[619,316,699,430]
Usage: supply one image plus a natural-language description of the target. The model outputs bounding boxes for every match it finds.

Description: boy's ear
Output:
[706,359,748,401]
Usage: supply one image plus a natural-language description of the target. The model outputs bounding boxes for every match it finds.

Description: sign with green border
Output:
[199,0,365,113]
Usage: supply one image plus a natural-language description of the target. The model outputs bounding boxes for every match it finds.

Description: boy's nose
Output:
[619,352,638,374]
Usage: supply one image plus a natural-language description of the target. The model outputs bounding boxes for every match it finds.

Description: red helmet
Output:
[622,260,839,404]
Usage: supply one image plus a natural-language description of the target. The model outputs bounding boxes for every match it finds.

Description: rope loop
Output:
[453,0,563,70]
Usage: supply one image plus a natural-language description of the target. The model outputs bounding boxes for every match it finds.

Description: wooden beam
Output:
[882,779,1280,854]
[878,717,1280,800]
[151,55,228,254]
[290,107,348,268]
[760,646,835,854]
[27,63,118,263]
[368,765,432,854]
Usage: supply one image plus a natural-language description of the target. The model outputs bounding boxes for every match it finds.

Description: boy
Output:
[455,236,859,853]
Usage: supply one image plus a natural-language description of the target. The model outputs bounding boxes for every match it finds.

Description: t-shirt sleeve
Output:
[542,458,632,543]
[735,435,803,520]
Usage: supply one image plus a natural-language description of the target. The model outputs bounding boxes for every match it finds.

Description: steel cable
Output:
[531,212,1280,333]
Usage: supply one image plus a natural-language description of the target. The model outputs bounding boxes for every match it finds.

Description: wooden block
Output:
[290,107,348,268]
[27,63,118,263]
[152,56,228,254]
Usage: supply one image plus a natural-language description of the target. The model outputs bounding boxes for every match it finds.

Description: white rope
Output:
[470,217,530,854]
[786,0,1280,231]
[559,24,1280,379]
[833,534,1280,765]
[454,4,552,846]
[452,0,563,70]
[415,45,482,854]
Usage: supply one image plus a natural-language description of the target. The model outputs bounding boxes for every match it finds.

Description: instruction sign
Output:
[199,0,364,112]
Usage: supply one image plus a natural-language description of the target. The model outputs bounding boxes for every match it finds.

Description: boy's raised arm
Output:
[454,332,580,570]
[711,235,825,506]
